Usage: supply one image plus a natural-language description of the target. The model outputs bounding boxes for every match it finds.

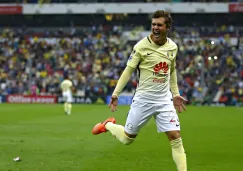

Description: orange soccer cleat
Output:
[92,117,116,135]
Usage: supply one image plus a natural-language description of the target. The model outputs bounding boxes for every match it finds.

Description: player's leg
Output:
[105,122,136,145]
[154,106,187,171]
[66,92,72,115]
[92,117,133,144]
[64,102,68,114]
[66,102,72,115]
[92,101,154,145]
[166,131,187,171]
[63,92,68,114]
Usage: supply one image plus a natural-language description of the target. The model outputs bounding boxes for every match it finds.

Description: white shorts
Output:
[62,91,73,103]
[124,100,180,134]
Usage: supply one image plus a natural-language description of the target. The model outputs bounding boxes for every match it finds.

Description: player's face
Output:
[151,17,167,41]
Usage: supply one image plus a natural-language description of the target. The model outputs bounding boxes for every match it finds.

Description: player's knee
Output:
[166,131,181,141]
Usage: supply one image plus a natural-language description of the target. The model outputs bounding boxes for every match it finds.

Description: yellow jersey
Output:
[60,79,73,92]
[127,35,178,104]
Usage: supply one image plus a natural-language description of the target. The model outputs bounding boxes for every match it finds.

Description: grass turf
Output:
[0,104,242,171]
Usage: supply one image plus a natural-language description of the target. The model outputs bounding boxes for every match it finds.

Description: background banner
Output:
[106,95,133,105]
[0,6,22,15]
[229,3,243,12]
[0,95,5,103]
[57,96,93,104]
[6,95,57,104]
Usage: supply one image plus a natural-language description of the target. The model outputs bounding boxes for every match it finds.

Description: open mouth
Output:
[154,31,160,38]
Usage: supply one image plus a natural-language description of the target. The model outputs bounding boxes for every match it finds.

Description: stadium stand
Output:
[1,0,243,3]
[0,1,242,106]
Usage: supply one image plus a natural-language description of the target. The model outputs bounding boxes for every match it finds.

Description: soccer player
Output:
[60,76,73,115]
[92,10,187,171]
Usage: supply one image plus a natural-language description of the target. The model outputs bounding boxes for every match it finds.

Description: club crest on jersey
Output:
[167,50,174,59]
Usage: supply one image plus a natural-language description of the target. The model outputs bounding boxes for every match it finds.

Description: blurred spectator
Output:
[1,0,243,3]
[0,23,242,106]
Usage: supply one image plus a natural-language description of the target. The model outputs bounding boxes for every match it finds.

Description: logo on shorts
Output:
[127,123,133,130]
[170,118,176,123]
[176,118,180,127]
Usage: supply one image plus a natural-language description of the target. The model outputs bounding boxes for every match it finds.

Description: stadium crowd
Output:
[0,25,242,105]
[1,0,243,3]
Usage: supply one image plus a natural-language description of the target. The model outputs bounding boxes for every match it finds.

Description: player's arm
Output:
[170,47,187,113]
[71,87,76,94]
[170,57,180,97]
[112,66,135,97]
[109,46,141,112]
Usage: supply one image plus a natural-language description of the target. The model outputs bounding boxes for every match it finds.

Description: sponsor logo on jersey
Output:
[152,62,169,83]
[153,78,165,83]
[153,62,169,73]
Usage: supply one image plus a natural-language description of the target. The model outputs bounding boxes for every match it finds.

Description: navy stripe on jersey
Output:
[132,62,141,99]
[136,62,141,88]
[147,36,151,43]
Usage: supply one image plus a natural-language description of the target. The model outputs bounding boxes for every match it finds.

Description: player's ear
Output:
[167,26,170,31]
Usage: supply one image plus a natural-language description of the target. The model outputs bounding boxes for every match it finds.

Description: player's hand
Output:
[108,95,118,112]
[173,96,188,113]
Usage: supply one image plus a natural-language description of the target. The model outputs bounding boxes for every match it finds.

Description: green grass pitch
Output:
[0,104,242,171]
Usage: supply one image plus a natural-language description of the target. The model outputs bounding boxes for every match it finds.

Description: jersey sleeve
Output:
[170,46,180,97]
[170,45,178,72]
[126,45,142,69]
[112,66,135,97]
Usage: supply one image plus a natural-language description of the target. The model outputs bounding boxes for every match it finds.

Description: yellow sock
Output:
[64,103,68,112]
[170,138,187,171]
[105,122,134,145]
[67,104,72,115]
